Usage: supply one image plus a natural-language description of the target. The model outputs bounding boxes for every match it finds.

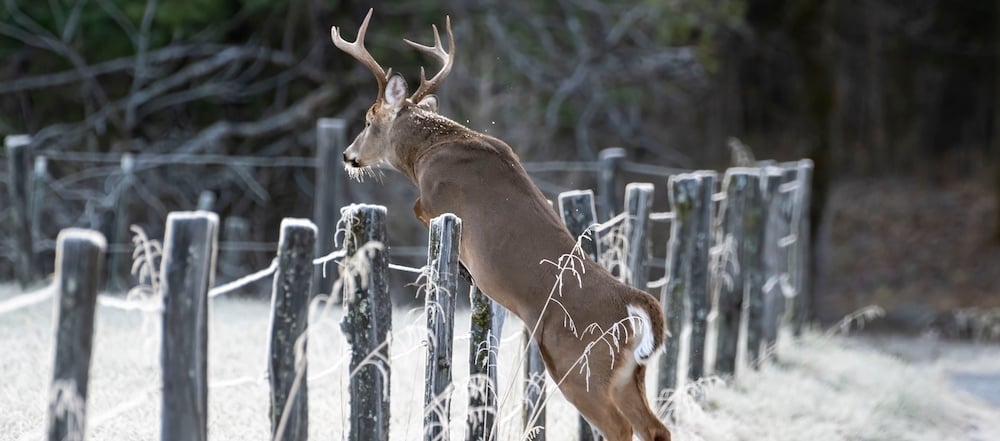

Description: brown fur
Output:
[333,13,671,438]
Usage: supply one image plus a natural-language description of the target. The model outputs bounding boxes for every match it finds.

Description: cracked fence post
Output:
[467,283,504,441]
[160,212,219,441]
[424,213,461,441]
[557,190,602,441]
[340,204,391,441]
[269,218,317,441]
[46,229,106,441]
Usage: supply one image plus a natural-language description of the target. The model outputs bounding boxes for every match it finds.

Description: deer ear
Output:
[385,74,408,108]
[416,95,438,113]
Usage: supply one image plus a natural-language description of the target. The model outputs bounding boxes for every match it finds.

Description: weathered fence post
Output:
[313,118,348,299]
[32,156,50,273]
[269,218,317,441]
[658,172,716,392]
[197,190,216,212]
[160,212,219,441]
[6,134,35,287]
[623,183,654,288]
[597,148,626,221]
[558,190,600,260]
[340,204,391,441]
[467,284,504,441]
[219,216,250,282]
[557,190,602,441]
[745,168,778,367]
[792,160,814,336]
[46,229,106,441]
[523,327,546,441]
[714,169,757,376]
[762,166,798,349]
[108,153,135,292]
[425,213,461,441]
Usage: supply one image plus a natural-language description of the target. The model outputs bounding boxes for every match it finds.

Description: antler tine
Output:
[404,16,454,102]
[331,8,388,99]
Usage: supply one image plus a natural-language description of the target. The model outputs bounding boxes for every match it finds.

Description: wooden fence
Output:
[34,150,812,440]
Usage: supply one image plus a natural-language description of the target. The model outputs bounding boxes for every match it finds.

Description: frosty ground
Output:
[2,284,998,441]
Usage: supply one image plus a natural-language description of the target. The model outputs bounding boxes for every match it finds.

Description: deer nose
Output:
[343,153,360,168]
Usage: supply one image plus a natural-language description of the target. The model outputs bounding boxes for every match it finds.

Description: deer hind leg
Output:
[558,378,632,441]
[612,363,671,441]
[539,342,632,441]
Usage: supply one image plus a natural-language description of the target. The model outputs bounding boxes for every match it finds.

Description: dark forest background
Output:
[1,0,998,325]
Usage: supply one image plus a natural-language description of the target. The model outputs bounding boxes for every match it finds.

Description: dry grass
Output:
[2,283,998,441]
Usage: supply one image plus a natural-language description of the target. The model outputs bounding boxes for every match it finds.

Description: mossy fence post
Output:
[6,134,36,287]
[160,212,219,441]
[313,118,347,300]
[424,213,461,441]
[467,283,504,441]
[46,229,106,441]
[269,218,317,441]
[557,189,602,441]
[340,204,391,441]
[658,172,716,392]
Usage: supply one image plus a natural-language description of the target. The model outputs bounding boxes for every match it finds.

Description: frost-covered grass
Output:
[2,282,999,441]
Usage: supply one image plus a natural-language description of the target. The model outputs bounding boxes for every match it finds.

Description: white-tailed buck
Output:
[332,10,671,441]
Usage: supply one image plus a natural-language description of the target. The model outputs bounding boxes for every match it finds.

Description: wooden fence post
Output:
[46,229,106,441]
[522,327,546,441]
[32,156,50,274]
[558,190,600,260]
[197,190,216,212]
[792,160,814,336]
[160,212,219,441]
[269,218,317,441]
[108,153,135,292]
[557,189,602,441]
[424,213,461,441]
[745,169,779,367]
[313,118,347,299]
[714,169,757,376]
[658,172,716,392]
[6,134,35,287]
[762,166,798,349]
[219,216,250,282]
[597,148,626,221]
[688,173,716,381]
[624,183,654,288]
[341,204,391,441]
[467,284,503,441]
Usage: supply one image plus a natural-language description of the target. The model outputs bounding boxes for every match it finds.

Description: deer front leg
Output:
[413,198,431,229]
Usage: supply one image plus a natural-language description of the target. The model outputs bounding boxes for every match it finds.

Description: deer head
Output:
[331,9,453,180]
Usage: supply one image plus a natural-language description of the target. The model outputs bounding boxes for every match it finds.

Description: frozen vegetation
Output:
[1,283,998,441]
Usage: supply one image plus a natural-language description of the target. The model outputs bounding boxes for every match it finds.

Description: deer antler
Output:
[331,9,389,101]
[404,16,454,103]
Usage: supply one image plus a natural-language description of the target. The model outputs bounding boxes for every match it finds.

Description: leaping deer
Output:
[331,10,671,441]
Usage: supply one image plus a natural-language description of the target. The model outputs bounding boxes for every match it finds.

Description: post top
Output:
[57,228,108,251]
[4,134,31,148]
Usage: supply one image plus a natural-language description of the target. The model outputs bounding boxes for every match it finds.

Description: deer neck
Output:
[389,108,476,182]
